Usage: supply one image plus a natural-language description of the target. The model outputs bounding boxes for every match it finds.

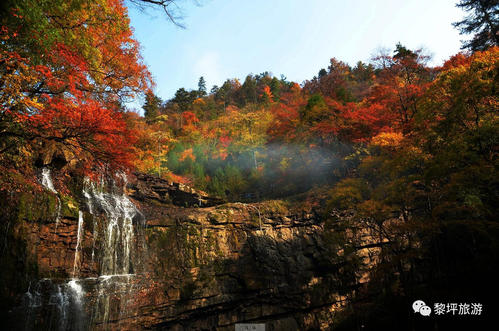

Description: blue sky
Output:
[127,0,464,106]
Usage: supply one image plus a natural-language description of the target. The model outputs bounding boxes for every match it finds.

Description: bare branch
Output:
[127,0,190,29]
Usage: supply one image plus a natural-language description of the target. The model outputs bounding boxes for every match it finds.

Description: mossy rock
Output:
[17,191,58,223]
[260,199,289,215]
[208,211,225,224]
[60,195,80,219]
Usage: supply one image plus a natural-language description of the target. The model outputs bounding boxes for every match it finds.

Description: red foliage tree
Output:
[0,0,152,175]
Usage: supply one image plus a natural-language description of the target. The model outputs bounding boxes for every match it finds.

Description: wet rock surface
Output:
[135,204,340,330]
[1,172,385,330]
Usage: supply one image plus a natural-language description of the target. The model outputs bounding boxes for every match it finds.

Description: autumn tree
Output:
[415,47,498,219]
[267,83,304,143]
[369,44,432,132]
[259,85,273,103]
[304,58,353,102]
[0,0,152,174]
[126,111,172,176]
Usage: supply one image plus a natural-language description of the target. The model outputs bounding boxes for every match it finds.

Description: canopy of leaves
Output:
[0,0,152,179]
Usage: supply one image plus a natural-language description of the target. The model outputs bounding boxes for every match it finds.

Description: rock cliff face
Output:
[0,172,384,330]
[130,172,225,208]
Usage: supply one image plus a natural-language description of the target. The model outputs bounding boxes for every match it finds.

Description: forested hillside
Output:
[132,44,497,210]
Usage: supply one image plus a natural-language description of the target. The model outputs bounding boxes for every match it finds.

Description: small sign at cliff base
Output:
[235,323,265,331]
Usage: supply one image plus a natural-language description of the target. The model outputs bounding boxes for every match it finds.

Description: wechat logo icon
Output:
[413,300,432,316]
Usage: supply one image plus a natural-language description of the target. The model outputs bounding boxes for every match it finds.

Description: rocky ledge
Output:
[1,172,386,330]
[125,178,385,330]
[128,172,225,208]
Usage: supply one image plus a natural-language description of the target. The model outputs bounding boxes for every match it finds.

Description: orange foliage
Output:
[260,85,274,102]
[165,172,192,185]
[441,53,472,70]
[182,111,199,126]
[370,131,404,148]
[179,148,196,162]
[0,0,152,175]
[219,135,232,148]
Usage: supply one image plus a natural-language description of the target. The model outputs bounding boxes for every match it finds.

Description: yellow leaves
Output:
[471,46,499,67]
[22,97,44,110]
[439,47,498,88]
[179,148,195,162]
[193,98,205,105]
[131,115,174,175]
[0,51,43,117]
[150,114,169,123]
[67,200,77,210]
[18,144,33,159]
[133,152,156,173]
[204,106,273,149]
[133,148,165,175]
[425,47,498,138]
[370,131,404,148]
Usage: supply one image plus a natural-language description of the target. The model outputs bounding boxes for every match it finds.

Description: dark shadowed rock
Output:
[1,173,386,330]
[128,172,225,207]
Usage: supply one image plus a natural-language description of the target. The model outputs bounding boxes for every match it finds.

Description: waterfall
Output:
[67,279,84,306]
[41,168,57,193]
[40,168,62,227]
[23,279,85,331]
[82,176,143,275]
[81,175,145,328]
[72,211,84,278]
[22,173,145,330]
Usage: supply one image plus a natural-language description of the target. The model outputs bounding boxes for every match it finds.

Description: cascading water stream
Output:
[83,175,143,276]
[82,175,145,328]
[41,168,57,193]
[40,168,62,227]
[73,211,84,278]
[23,172,146,330]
